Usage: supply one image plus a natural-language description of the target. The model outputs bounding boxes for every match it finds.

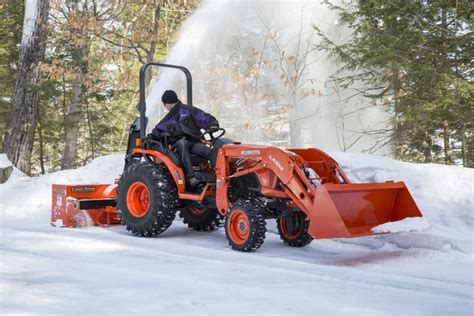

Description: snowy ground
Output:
[0,153,472,315]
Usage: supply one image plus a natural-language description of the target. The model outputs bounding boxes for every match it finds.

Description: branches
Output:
[28,0,197,172]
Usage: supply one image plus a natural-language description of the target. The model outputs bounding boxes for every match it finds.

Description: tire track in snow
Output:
[1,225,471,303]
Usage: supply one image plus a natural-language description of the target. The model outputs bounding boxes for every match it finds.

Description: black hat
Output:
[162,90,178,104]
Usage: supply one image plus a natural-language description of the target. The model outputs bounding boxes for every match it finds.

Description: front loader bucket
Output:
[308,181,422,239]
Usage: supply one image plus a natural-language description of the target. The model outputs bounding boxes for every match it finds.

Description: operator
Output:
[147,90,219,189]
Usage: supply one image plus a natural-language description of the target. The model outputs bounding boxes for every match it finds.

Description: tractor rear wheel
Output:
[225,200,266,252]
[179,206,223,231]
[117,162,178,237]
[277,210,313,247]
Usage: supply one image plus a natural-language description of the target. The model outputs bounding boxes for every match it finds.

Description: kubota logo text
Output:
[241,150,261,156]
[269,155,284,171]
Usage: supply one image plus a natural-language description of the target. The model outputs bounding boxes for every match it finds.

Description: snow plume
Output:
[21,0,40,47]
[147,0,391,153]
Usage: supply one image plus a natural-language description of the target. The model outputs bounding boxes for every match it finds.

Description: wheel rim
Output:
[188,206,207,215]
[280,212,304,239]
[228,209,250,245]
[126,181,150,218]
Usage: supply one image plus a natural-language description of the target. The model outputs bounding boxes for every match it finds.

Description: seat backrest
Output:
[126,116,148,156]
[209,138,235,168]
[164,148,182,167]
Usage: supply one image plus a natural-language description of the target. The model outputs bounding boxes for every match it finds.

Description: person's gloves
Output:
[209,124,220,133]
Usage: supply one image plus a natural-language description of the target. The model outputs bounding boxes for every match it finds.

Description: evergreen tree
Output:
[316,0,473,166]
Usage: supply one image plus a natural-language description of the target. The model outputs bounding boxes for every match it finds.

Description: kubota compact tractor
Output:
[52,62,422,252]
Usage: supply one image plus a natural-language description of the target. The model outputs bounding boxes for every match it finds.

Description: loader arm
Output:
[214,144,322,216]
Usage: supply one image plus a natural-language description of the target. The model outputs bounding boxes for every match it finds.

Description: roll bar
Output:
[138,62,193,140]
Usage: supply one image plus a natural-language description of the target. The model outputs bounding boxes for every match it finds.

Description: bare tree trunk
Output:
[440,6,452,165]
[85,102,95,160]
[2,0,50,174]
[289,115,299,147]
[423,131,432,163]
[0,166,13,184]
[37,112,45,175]
[61,46,87,169]
[460,122,467,167]
[62,75,67,136]
[442,120,451,164]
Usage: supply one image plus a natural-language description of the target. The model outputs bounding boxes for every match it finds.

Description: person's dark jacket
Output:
[152,101,219,143]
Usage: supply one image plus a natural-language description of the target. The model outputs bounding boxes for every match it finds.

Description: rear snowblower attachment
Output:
[51,184,120,227]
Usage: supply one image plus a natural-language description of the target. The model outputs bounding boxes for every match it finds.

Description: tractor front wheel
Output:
[225,200,266,252]
[277,210,313,247]
[117,162,178,237]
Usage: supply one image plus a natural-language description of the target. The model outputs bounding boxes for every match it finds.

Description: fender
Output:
[131,148,186,193]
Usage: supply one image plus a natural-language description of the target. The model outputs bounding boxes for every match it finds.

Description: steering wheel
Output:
[200,127,226,143]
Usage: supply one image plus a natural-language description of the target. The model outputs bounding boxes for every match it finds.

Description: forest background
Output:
[0,0,472,175]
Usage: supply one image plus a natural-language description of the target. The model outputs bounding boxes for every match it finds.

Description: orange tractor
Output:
[52,63,422,252]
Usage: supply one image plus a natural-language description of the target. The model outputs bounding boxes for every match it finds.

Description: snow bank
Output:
[0,154,25,182]
[332,152,474,233]
[0,154,124,220]
[0,154,12,169]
